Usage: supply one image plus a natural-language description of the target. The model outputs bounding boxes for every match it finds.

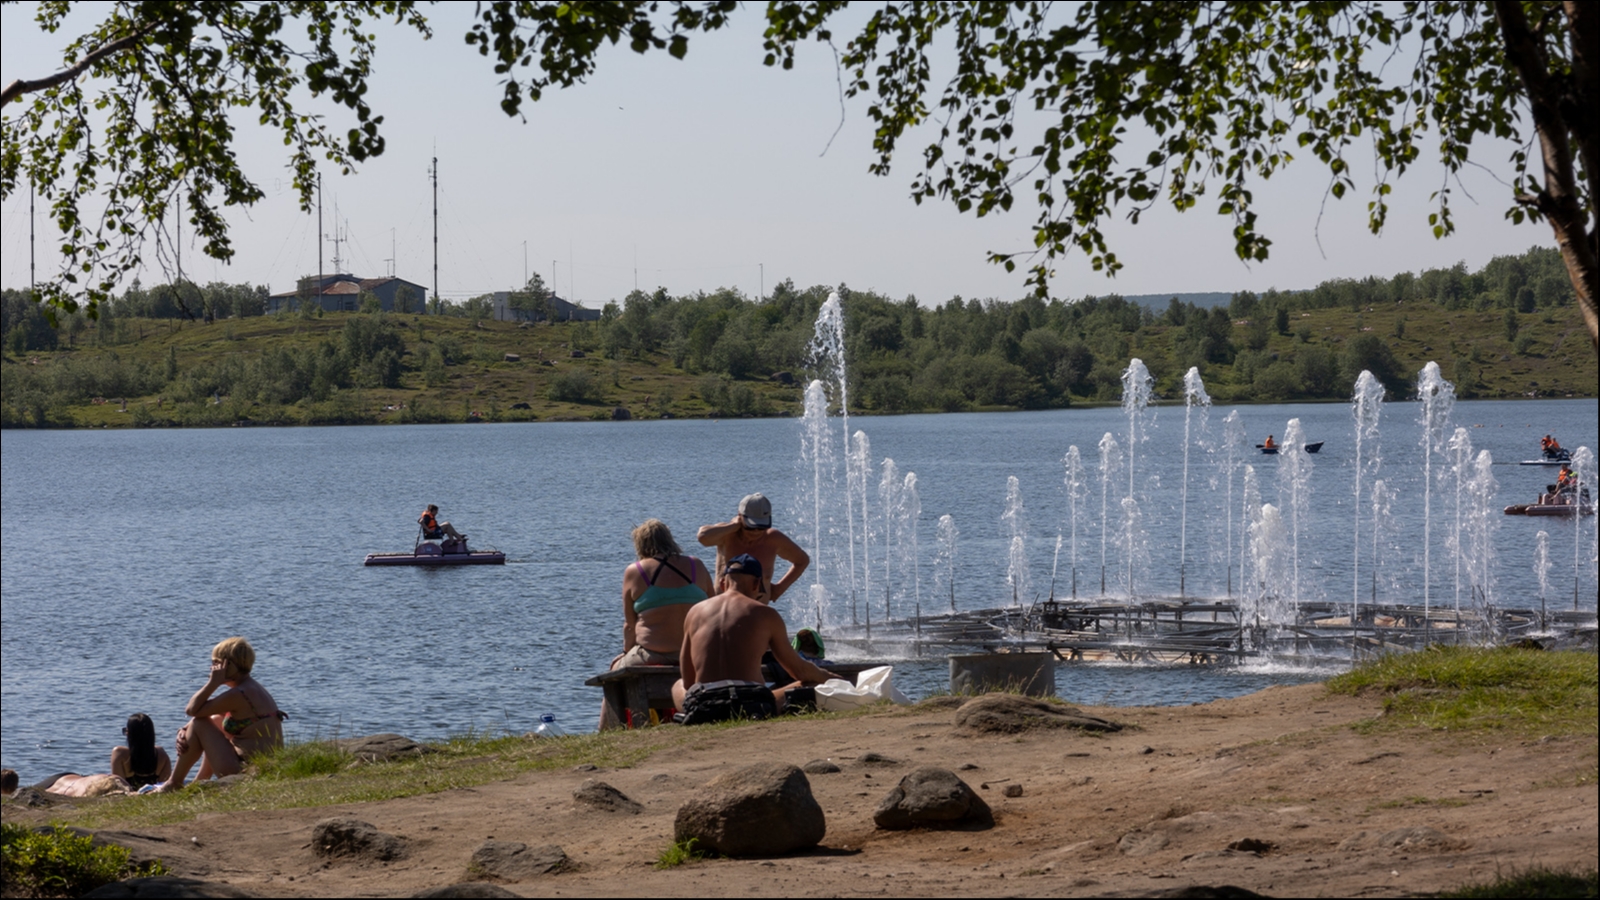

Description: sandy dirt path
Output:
[6,683,1596,897]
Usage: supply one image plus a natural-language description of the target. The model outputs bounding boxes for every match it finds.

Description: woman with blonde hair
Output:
[599,519,713,728]
[154,637,285,792]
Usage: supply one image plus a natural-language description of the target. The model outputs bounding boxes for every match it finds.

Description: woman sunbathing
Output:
[154,637,285,791]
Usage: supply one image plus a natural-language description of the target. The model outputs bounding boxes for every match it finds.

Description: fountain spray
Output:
[807,292,852,603]
[1097,432,1121,596]
[852,430,871,624]
[1180,367,1211,597]
[1351,371,1384,627]
[1416,362,1456,623]
[1464,449,1498,626]
[1063,446,1087,598]
[1535,530,1551,630]
[903,471,922,629]
[1279,418,1314,617]
[1003,475,1029,607]
[1571,446,1596,610]
[1447,427,1474,618]
[879,458,902,622]
[1221,410,1246,597]
[1121,360,1154,597]
[936,514,959,612]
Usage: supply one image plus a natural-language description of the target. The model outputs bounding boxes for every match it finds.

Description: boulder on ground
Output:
[610,407,632,420]
[81,877,254,898]
[572,780,642,814]
[855,752,900,766]
[873,767,993,831]
[333,734,435,762]
[414,884,521,898]
[952,694,1122,735]
[469,841,567,880]
[674,763,825,856]
[311,818,406,861]
[801,759,841,775]
[1117,830,1171,857]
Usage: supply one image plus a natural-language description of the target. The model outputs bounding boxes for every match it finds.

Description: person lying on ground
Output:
[696,492,809,602]
[670,554,832,724]
[599,518,714,729]
[110,712,172,790]
[32,772,136,797]
[154,637,285,792]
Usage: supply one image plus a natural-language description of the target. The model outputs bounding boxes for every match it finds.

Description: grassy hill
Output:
[1,295,1592,430]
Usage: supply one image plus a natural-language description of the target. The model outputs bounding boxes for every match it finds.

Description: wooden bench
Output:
[585,661,882,730]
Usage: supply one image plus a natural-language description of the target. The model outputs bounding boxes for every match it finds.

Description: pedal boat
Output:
[365,537,506,566]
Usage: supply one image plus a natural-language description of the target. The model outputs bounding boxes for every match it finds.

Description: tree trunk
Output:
[1495,1,1599,351]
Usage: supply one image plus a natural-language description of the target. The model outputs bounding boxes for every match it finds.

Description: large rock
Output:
[311,818,406,861]
[81,877,254,898]
[673,763,826,856]
[333,734,435,762]
[873,767,993,831]
[572,780,642,814]
[952,694,1122,735]
[469,841,567,880]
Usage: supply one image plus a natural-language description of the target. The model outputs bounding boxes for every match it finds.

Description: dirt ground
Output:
[6,683,1597,897]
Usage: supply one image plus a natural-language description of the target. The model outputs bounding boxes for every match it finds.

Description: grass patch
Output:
[655,838,704,869]
[16,729,668,831]
[1438,865,1598,899]
[1326,646,1598,737]
[1,823,169,898]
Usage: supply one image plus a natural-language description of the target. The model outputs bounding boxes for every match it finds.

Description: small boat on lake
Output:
[1504,488,1593,517]
[1256,441,1324,455]
[1519,449,1573,466]
[364,536,506,566]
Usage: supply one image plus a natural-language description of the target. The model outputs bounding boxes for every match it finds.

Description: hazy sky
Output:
[1,3,1555,307]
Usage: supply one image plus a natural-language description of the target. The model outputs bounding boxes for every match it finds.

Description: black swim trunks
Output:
[677,680,778,725]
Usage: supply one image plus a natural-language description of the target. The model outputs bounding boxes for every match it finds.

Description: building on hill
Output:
[266,274,430,314]
[491,291,600,322]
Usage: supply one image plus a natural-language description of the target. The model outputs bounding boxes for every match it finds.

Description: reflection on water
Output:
[2,399,1595,778]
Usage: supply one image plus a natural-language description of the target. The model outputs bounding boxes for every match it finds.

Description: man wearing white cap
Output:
[696,492,810,603]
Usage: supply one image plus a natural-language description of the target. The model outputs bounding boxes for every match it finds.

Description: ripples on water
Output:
[2,399,1595,778]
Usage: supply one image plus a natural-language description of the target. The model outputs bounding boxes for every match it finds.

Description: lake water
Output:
[3,399,1595,780]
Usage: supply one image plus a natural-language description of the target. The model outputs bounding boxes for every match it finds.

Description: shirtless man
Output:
[671,555,833,723]
[696,493,809,602]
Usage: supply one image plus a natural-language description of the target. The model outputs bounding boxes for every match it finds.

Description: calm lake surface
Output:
[3,399,1595,779]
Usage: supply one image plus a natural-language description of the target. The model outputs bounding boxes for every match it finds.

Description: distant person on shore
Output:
[419,504,464,541]
[154,637,285,792]
[110,713,172,790]
[696,493,809,603]
[670,555,832,724]
[599,519,714,729]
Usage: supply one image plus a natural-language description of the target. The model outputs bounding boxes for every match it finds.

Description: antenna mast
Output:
[431,156,439,308]
[317,174,324,310]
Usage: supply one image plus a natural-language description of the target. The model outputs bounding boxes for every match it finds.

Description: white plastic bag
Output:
[814,665,911,711]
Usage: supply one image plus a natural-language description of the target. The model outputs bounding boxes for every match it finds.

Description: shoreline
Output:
[4,679,1595,898]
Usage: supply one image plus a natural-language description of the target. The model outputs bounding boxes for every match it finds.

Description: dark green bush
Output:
[1,823,169,898]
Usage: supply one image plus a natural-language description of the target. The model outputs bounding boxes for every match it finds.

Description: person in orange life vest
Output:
[419,504,464,540]
[1263,434,1277,451]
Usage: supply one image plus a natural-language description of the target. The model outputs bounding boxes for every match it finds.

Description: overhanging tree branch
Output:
[0,22,155,106]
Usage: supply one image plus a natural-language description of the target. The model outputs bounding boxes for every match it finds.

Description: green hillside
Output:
[2,247,1594,428]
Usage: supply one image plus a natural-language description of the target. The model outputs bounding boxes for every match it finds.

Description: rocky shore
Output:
[4,683,1596,898]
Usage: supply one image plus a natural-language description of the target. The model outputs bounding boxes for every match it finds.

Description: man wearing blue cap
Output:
[671,553,832,724]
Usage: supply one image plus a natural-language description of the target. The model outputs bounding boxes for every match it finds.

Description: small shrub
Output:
[1438,865,1598,899]
[1,823,169,898]
[548,369,602,404]
[654,838,703,869]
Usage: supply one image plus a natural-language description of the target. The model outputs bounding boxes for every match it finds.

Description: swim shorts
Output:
[677,680,778,725]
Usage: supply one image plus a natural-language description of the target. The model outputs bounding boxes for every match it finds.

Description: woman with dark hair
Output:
[110,713,172,790]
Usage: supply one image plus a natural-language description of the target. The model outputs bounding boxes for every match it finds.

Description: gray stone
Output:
[674,763,826,857]
[572,780,642,814]
[311,818,407,861]
[1378,826,1455,851]
[952,694,1122,735]
[873,767,993,831]
[1003,784,1024,798]
[610,407,632,421]
[414,884,522,898]
[1117,830,1171,857]
[856,752,900,766]
[8,787,58,807]
[81,877,254,898]
[1226,838,1276,854]
[469,841,567,880]
[333,734,436,762]
[801,759,841,775]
